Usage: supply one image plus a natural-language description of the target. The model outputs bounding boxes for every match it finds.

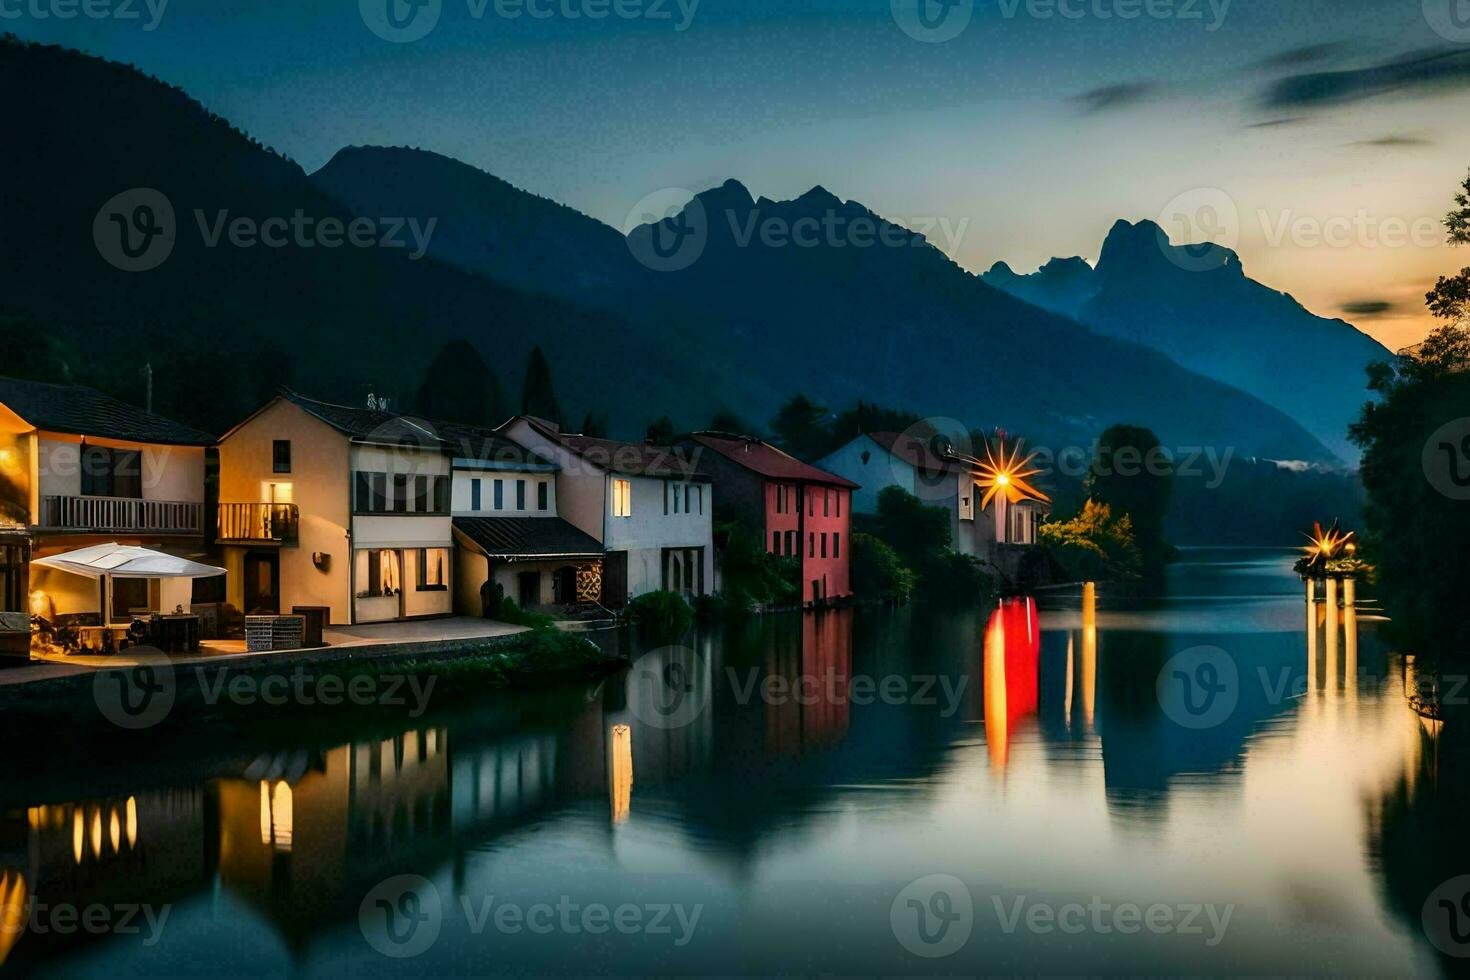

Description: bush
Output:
[1040,500,1141,582]
[626,590,693,640]
[921,549,997,605]
[693,589,757,622]
[716,521,798,606]
[851,532,916,602]
[490,596,555,630]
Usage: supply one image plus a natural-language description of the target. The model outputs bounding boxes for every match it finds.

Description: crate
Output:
[245,615,305,653]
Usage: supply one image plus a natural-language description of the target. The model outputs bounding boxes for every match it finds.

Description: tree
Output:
[874,485,952,567]
[1086,424,1173,573]
[521,346,563,428]
[769,394,830,461]
[1426,168,1470,324]
[645,415,674,444]
[708,409,750,434]
[414,339,507,426]
[580,412,608,437]
[1040,500,1142,582]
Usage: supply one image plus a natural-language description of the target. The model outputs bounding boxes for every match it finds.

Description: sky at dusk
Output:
[13,0,1470,348]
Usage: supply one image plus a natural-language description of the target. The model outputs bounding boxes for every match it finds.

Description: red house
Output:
[681,433,859,605]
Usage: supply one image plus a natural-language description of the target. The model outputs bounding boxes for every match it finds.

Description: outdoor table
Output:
[152,614,202,653]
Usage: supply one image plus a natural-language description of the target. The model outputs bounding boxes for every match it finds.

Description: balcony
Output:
[218,503,300,544]
[39,494,203,535]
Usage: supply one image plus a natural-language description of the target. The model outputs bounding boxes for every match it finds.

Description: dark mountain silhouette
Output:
[314,150,1337,463]
[983,220,1390,461]
[0,35,736,435]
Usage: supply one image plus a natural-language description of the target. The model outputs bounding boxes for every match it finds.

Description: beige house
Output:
[218,393,454,625]
[0,376,212,622]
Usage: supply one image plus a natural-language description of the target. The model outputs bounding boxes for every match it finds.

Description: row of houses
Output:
[0,377,1045,629]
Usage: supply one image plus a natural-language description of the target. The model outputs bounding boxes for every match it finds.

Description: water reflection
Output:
[0,550,1457,976]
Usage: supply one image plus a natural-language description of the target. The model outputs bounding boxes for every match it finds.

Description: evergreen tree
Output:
[415,340,507,426]
[646,415,675,444]
[769,394,831,460]
[1086,424,1173,574]
[521,346,564,427]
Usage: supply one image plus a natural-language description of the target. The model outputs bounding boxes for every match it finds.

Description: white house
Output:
[440,421,605,613]
[501,417,713,607]
[0,376,213,622]
[814,432,1045,558]
[218,392,455,625]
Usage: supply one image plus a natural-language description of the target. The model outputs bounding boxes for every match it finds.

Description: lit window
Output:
[612,479,632,518]
[416,548,448,591]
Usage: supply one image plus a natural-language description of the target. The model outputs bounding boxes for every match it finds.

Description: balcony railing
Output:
[218,502,299,543]
[39,494,203,534]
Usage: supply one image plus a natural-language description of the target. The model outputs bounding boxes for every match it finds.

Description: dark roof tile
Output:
[454,517,603,558]
[0,376,215,446]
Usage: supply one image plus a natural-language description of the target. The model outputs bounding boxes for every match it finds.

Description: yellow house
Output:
[217,393,454,626]
[0,376,213,622]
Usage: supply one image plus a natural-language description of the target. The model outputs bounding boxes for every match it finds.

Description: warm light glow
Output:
[109,806,121,853]
[260,780,293,851]
[72,810,83,865]
[0,869,27,965]
[1300,520,1357,571]
[974,436,1051,511]
[29,591,47,618]
[89,807,102,858]
[125,796,137,848]
[609,724,633,824]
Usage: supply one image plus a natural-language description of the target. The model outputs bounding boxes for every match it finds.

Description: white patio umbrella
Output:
[32,543,225,623]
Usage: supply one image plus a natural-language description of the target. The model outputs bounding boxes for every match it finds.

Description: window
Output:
[471,478,482,511]
[612,479,632,518]
[414,475,429,513]
[772,531,781,554]
[820,533,827,558]
[272,440,291,474]
[774,485,783,514]
[434,476,450,514]
[833,532,840,559]
[515,479,526,510]
[824,489,830,517]
[416,548,448,591]
[809,532,815,558]
[837,491,842,518]
[80,446,141,498]
[356,472,388,512]
[685,485,692,513]
[392,474,409,513]
[537,481,548,511]
[808,490,815,517]
[671,483,680,514]
[493,479,504,510]
[696,485,703,514]
[785,530,795,555]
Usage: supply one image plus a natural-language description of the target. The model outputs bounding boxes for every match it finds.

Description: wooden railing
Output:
[218,503,299,543]
[40,495,203,534]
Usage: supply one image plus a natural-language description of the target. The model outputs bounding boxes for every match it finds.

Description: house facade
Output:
[443,422,605,614]
[681,432,857,605]
[218,393,455,625]
[814,432,1046,560]
[0,376,213,621]
[502,417,712,607]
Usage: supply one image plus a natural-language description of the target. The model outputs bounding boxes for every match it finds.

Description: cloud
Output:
[1071,82,1159,115]
[1251,42,1352,72]
[1245,117,1308,129]
[1347,134,1434,148]
[1341,300,1397,318]
[1262,47,1470,111]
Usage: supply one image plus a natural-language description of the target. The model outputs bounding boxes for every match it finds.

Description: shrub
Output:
[490,596,555,630]
[1040,500,1141,582]
[716,521,798,606]
[693,589,757,622]
[851,532,916,602]
[921,549,997,605]
[626,590,693,640]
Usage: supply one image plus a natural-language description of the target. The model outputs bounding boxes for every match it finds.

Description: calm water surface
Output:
[1,548,1457,976]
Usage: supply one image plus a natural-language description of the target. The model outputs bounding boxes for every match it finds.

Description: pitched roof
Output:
[866,431,967,474]
[516,417,709,481]
[268,393,552,467]
[454,517,603,559]
[0,376,215,446]
[686,432,859,489]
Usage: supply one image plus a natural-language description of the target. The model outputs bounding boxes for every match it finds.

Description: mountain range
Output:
[1,34,1364,468]
[983,222,1390,461]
